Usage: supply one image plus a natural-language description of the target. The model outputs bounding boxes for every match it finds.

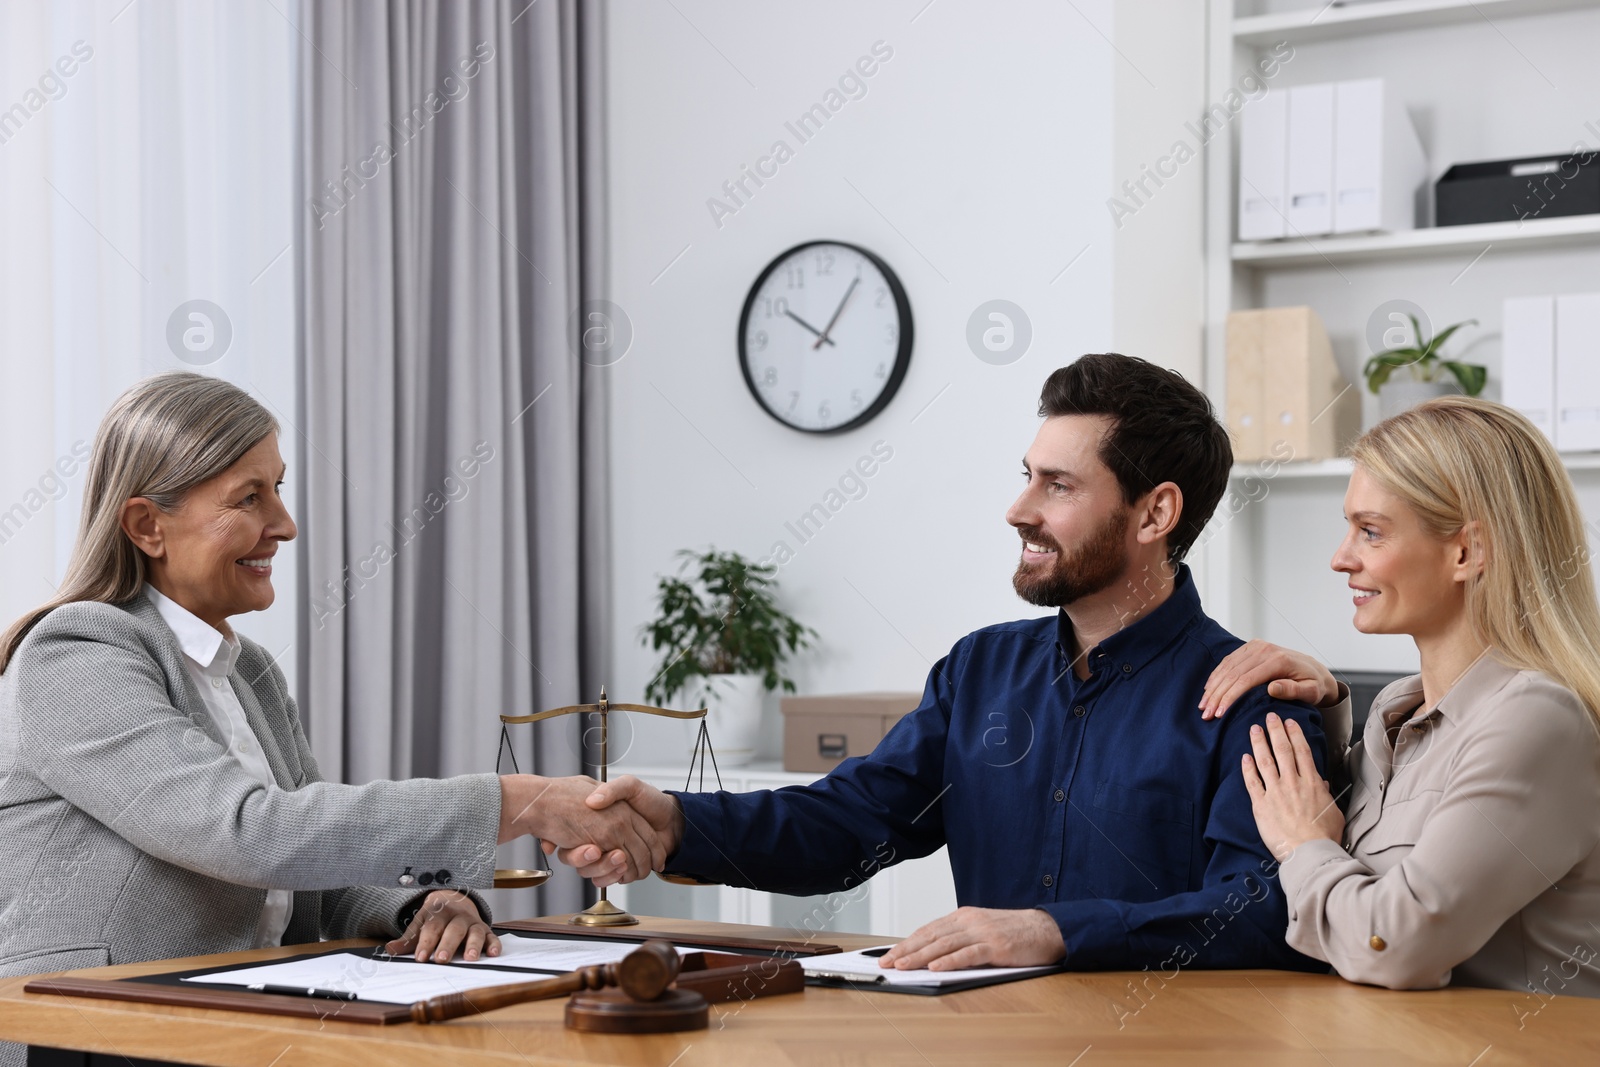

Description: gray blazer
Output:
[0,595,501,983]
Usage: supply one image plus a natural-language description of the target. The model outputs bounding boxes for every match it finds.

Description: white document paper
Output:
[429,935,691,971]
[183,953,550,1004]
[183,936,691,1004]
[799,946,1057,988]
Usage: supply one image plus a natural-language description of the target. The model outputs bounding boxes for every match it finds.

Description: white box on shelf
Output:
[1502,295,1556,443]
[1238,87,1289,240]
[1556,293,1600,452]
[1332,78,1425,234]
[1286,83,1336,236]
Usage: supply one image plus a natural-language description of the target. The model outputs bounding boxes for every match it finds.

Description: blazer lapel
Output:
[230,673,298,788]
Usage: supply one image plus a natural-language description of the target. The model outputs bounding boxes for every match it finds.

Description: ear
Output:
[120,498,168,560]
[1134,482,1184,548]
[1449,520,1486,584]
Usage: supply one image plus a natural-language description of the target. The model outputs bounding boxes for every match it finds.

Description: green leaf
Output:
[1441,361,1488,397]
[639,545,814,703]
[1363,351,1426,394]
[1423,318,1477,360]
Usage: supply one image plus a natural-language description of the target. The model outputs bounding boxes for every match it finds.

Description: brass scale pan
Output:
[493,696,715,890]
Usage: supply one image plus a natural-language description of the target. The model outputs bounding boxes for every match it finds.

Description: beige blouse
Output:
[1279,653,1600,997]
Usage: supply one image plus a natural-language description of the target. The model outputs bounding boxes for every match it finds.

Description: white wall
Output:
[604,1,1207,764]
[0,2,299,686]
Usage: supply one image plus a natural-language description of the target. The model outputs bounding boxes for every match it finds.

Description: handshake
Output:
[497,774,685,887]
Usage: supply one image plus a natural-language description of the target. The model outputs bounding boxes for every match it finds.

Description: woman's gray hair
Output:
[0,372,277,672]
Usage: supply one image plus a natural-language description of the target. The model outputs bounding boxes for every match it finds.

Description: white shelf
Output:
[1231,213,1600,268]
[1231,453,1600,480]
[1233,0,1600,47]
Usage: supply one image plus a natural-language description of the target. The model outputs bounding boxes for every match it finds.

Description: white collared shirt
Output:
[143,584,293,948]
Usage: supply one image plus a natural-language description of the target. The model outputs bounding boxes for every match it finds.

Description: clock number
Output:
[818,400,831,422]
[874,362,886,379]
[751,330,768,352]
[850,389,863,409]
[815,252,835,276]
[762,367,777,386]
[875,287,888,308]
[788,391,800,412]
[760,297,790,319]
[785,265,805,290]
[883,324,897,343]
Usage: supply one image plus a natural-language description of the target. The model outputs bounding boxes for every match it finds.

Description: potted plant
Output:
[641,548,815,766]
[1363,315,1485,421]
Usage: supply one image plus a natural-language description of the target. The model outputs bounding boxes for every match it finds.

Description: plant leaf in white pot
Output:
[642,548,815,768]
[1363,315,1484,422]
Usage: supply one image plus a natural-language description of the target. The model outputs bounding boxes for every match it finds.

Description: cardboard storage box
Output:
[780,692,921,773]
[1226,306,1359,463]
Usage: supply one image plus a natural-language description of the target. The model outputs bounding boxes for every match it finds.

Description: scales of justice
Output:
[491,687,723,926]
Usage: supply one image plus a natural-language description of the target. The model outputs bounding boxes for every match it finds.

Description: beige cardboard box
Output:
[1227,306,1359,462]
[780,692,921,773]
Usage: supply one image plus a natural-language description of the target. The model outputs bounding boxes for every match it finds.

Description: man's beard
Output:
[1012,505,1130,607]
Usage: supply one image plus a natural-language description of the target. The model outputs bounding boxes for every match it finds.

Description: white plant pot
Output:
[1377,377,1462,422]
[694,673,765,768]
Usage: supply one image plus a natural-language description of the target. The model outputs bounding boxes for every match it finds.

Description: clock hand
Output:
[812,276,860,349]
[783,309,837,347]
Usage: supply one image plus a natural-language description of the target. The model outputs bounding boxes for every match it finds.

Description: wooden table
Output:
[2,915,1596,1066]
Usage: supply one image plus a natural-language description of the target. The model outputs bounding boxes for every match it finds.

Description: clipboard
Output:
[801,946,1065,996]
[25,938,806,1024]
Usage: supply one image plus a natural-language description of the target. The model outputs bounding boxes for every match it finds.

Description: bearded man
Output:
[567,353,1346,975]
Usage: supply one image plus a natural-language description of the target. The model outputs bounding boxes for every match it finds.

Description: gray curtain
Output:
[295,0,610,918]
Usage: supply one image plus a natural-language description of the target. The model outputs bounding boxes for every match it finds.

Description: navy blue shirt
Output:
[668,565,1330,972]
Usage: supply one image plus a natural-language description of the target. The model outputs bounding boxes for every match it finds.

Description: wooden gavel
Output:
[409,939,680,1024]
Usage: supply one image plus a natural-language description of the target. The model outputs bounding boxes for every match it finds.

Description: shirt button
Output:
[1042,875,1054,888]
[1073,705,1086,718]
[1122,663,1133,674]
[211,678,223,688]
[1053,788,1065,802]
[1369,935,1387,952]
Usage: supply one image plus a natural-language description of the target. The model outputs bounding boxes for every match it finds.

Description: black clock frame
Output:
[737,239,914,435]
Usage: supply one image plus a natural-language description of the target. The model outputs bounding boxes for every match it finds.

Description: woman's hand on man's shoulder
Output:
[1200,640,1341,720]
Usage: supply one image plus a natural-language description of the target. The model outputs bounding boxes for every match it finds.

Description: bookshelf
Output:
[1232,0,1600,46]
[1198,0,1600,675]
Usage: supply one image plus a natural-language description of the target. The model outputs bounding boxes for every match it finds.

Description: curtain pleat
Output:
[297,0,607,918]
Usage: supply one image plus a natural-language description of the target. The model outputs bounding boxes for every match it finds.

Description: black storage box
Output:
[1435,152,1600,227]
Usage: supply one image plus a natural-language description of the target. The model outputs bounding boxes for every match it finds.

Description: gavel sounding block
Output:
[566,987,709,1033]
[564,952,803,1033]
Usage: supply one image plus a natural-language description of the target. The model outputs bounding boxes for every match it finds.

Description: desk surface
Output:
[1,915,1595,1066]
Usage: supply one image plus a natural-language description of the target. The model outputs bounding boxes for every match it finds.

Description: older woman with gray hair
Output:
[0,373,660,1055]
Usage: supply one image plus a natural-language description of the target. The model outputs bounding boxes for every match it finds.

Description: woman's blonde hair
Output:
[0,372,277,672]
[1351,395,1600,724]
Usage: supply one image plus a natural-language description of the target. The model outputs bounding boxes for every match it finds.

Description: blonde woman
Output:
[0,374,659,1032]
[1198,396,1600,996]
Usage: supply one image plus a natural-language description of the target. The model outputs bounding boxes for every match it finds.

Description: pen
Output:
[247,983,358,1001]
[807,971,887,984]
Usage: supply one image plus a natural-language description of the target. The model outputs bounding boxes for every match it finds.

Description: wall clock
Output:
[738,240,913,434]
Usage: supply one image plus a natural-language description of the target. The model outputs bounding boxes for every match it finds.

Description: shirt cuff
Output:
[662,791,728,883]
[1278,838,1352,921]
[1038,898,1128,968]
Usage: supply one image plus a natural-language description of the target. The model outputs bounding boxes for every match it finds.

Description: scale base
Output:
[570,898,640,927]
